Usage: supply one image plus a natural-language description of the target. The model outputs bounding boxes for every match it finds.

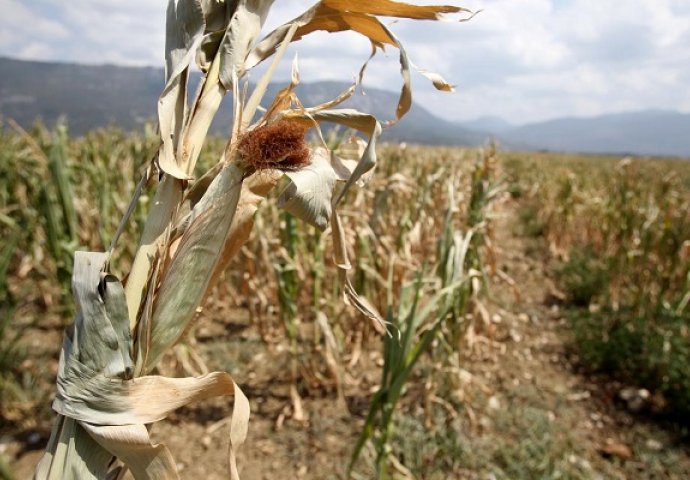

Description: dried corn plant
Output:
[35,1,470,479]
[507,154,690,417]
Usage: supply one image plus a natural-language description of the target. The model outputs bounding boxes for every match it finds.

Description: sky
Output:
[1,0,689,125]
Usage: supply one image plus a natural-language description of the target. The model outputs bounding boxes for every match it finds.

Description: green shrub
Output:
[571,308,690,418]
[558,247,609,307]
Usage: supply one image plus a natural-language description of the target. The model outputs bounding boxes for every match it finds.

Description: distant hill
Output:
[2,57,689,157]
[496,110,690,158]
[0,57,161,134]
[460,115,514,134]
[465,110,690,158]
[0,56,485,146]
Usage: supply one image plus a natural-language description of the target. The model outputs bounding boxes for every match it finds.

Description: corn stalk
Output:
[35,1,470,479]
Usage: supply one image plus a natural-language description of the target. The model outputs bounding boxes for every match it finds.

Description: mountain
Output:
[0,56,485,146]
[0,57,162,134]
[499,110,690,158]
[463,111,690,158]
[460,115,514,134]
[3,57,688,157]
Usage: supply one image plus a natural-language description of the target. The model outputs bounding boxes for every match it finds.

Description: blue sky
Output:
[1,0,689,124]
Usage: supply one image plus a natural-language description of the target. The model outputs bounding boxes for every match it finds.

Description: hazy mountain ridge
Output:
[0,57,161,134]
[460,115,514,134]
[1,57,689,156]
[496,110,690,158]
[0,57,485,146]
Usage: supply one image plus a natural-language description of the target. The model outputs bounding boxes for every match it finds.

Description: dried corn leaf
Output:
[205,170,283,301]
[333,137,368,182]
[81,423,178,480]
[56,345,246,426]
[282,108,381,207]
[165,0,205,82]
[246,1,465,122]
[278,147,345,230]
[321,0,469,19]
[242,23,299,130]
[307,82,358,113]
[37,251,250,480]
[69,253,133,378]
[275,136,368,233]
[259,55,302,125]
[333,213,387,333]
[146,163,244,371]
[195,0,235,71]
[78,370,249,480]
[246,4,404,117]
[245,0,469,69]
[217,0,276,89]
[35,416,113,480]
[416,67,456,92]
[158,0,205,180]
[276,108,385,328]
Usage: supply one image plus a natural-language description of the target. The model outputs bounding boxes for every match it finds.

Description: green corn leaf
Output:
[144,162,245,371]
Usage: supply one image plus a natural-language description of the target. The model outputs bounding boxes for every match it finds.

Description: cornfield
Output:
[4,2,690,480]
[0,1,493,478]
[506,152,690,418]
[5,103,690,480]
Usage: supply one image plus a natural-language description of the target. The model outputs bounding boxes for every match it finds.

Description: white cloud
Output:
[0,0,689,124]
[0,0,165,65]
[18,42,56,61]
[415,0,690,122]
[0,0,70,63]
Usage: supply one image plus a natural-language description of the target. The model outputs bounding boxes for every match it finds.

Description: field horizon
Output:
[2,56,690,158]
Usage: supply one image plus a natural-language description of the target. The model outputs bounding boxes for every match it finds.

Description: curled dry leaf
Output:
[246,0,472,123]
[36,252,249,480]
[157,0,205,180]
[278,147,345,230]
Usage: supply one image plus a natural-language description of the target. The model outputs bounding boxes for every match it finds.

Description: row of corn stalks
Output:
[506,152,690,418]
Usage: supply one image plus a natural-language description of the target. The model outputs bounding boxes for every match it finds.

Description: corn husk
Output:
[36,252,249,480]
